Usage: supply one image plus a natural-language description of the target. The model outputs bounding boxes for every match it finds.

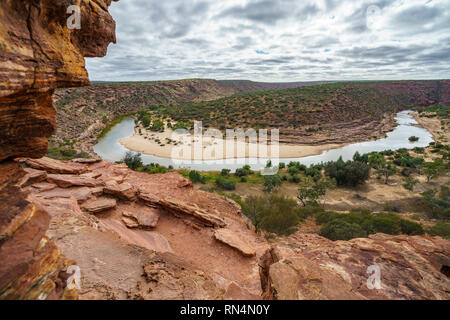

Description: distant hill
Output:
[52,79,449,152]
[161,80,450,144]
[219,80,333,92]
[52,79,318,144]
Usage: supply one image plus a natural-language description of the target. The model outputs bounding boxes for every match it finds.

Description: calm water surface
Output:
[93,110,434,172]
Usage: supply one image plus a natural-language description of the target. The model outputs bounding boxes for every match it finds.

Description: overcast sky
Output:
[86,0,450,82]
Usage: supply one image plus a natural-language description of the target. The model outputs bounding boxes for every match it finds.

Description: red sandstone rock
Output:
[159,197,227,228]
[214,229,256,257]
[260,233,450,300]
[0,163,77,300]
[47,174,103,188]
[104,181,136,201]
[25,157,82,174]
[16,168,47,188]
[82,197,117,214]
[0,1,118,161]
[122,209,160,228]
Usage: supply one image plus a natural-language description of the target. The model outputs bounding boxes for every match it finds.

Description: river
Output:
[93,110,434,172]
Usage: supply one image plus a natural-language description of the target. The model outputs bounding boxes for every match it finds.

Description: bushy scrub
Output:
[188,170,206,184]
[263,174,282,192]
[46,147,90,161]
[324,157,371,186]
[427,221,450,239]
[122,151,143,170]
[215,177,236,190]
[319,220,367,241]
[242,195,302,235]
[235,165,253,177]
[315,211,424,241]
[421,186,450,219]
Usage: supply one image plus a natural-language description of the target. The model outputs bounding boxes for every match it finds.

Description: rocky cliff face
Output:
[0,0,117,299]
[0,0,117,161]
[1,0,449,301]
[260,233,450,300]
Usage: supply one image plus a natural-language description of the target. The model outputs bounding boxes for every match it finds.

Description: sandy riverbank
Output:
[119,125,346,160]
[413,111,449,142]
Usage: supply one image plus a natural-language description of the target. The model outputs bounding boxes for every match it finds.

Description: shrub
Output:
[46,147,90,161]
[402,176,419,191]
[315,211,424,240]
[421,186,450,219]
[221,169,231,176]
[324,157,371,186]
[235,165,252,177]
[427,222,450,239]
[188,170,206,184]
[263,174,282,192]
[409,136,419,142]
[122,151,143,170]
[288,166,300,176]
[215,177,236,190]
[242,195,301,235]
[141,115,151,127]
[319,220,367,241]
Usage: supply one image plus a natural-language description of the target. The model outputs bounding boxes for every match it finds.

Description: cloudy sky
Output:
[86,0,450,82]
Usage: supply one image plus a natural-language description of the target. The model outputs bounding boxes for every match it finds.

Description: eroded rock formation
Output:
[0,0,118,161]
[260,233,450,300]
[0,0,118,299]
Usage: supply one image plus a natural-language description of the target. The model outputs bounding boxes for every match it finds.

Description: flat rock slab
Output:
[70,158,101,164]
[214,229,256,257]
[47,174,103,188]
[82,197,117,214]
[16,168,47,188]
[37,187,93,204]
[25,157,82,174]
[159,197,226,228]
[122,209,160,228]
[104,181,136,201]
[31,182,57,192]
[122,216,139,229]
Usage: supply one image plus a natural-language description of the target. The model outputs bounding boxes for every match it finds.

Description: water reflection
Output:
[93,110,433,172]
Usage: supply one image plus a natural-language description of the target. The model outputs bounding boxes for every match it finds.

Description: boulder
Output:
[214,229,256,257]
[47,174,103,188]
[159,197,226,228]
[31,182,57,192]
[36,187,93,204]
[122,210,160,228]
[260,233,450,300]
[16,168,47,188]
[122,216,139,229]
[25,158,81,174]
[82,198,117,214]
[104,181,136,201]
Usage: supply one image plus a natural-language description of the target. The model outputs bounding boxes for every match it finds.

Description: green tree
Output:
[188,170,206,184]
[263,174,282,192]
[422,158,446,183]
[141,115,151,128]
[402,176,419,191]
[378,161,398,184]
[122,151,143,170]
[242,195,301,235]
[297,176,335,207]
